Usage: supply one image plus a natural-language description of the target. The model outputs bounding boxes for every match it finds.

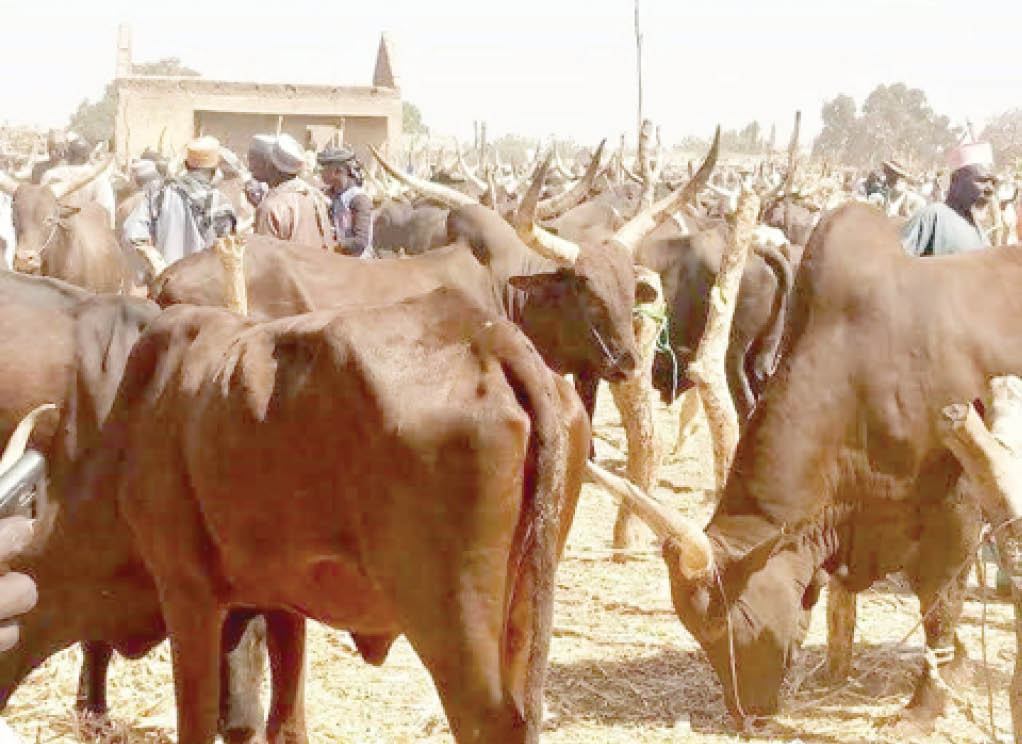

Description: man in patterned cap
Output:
[123,135,237,271]
[318,146,374,258]
[902,142,997,256]
[254,134,332,249]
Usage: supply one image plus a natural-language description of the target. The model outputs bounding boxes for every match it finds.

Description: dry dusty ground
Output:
[5,385,1017,743]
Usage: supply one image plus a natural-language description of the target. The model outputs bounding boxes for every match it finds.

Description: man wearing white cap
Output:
[254,134,332,249]
[901,142,997,256]
[244,134,275,209]
[124,135,237,270]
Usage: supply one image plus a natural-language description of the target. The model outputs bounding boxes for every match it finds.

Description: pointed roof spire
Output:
[373,32,400,90]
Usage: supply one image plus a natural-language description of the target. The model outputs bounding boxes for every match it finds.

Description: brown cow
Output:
[0,277,266,741]
[64,289,588,744]
[626,202,1016,734]
[0,163,129,293]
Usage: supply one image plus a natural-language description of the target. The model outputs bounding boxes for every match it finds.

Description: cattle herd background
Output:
[3,38,1022,744]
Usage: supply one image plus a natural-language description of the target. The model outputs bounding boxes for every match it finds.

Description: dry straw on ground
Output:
[6,385,1017,743]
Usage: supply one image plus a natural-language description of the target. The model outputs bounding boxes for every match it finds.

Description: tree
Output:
[402,102,429,136]
[981,109,1022,170]
[811,84,959,169]
[67,58,199,144]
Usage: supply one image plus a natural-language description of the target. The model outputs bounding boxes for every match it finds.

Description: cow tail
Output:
[496,329,572,741]
[750,244,794,390]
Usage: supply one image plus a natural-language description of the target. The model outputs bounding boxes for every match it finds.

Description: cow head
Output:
[508,242,657,382]
[597,457,824,730]
[662,531,822,728]
[0,159,111,272]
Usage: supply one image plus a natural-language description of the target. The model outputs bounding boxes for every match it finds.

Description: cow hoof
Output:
[73,710,113,740]
[221,727,265,744]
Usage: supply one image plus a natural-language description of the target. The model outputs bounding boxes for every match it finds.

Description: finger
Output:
[0,517,34,564]
[0,573,37,619]
[0,622,19,653]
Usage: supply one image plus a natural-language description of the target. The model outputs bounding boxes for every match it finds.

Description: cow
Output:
[154,177,658,424]
[638,226,794,421]
[0,162,129,293]
[0,277,267,742]
[371,202,449,256]
[617,202,1019,734]
[63,288,589,744]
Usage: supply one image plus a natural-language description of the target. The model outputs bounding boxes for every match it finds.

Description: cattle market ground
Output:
[5,384,1017,743]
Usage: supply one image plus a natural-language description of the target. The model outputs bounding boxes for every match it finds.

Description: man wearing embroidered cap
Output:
[123,135,238,271]
[318,146,374,258]
[901,141,997,256]
[254,134,332,249]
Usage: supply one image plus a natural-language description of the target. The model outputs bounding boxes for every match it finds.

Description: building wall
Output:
[114,77,401,163]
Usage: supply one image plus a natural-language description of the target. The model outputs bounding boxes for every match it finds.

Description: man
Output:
[902,142,996,256]
[123,135,237,271]
[254,134,332,249]
[318,146,374,258]
[244,134,275,209]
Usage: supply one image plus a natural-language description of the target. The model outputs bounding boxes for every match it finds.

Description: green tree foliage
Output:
[980,109,1022,171]
[402,102,429,136]
[812,83,959,169]
[67,58,199,144]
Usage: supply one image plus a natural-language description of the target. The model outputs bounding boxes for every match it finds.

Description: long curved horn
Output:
[0,404,57,477]
[585,460,713,579]
[513,153,580,264]
[537,139,607,220]
[0,170,19,197]
[611,126,720,253]
[369,145,476,209]
[455,145,487,193]
[49,156,114,201]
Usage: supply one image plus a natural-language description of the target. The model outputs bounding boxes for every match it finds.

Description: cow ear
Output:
[635,276,659,304]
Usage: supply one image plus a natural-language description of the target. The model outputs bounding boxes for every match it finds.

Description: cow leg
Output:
[219,613,267,744]
[75,641,113,727]
[264,611,307,744]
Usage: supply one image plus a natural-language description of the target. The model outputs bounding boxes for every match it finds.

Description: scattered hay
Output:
[4,385,1017,743]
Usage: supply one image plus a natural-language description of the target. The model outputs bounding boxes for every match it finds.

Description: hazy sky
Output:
[2,0,1019,148]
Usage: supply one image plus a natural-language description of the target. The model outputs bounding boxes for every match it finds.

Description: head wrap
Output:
[270,134,306,175]
[186,136,222,170]
[248,134,275,159]
[317,146,356,166]
[948,142,994,173]
[881,160,910,180]
[130,159,160,185]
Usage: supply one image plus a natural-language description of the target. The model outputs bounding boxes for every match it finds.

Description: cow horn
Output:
[513,152,580,265]
[584,461,714,579]
[0,404,57,478]
[536,139,607,220]
[369,145,476,209]
[455,145,487,193]
[49,156,114,201]
[610,126,720,254]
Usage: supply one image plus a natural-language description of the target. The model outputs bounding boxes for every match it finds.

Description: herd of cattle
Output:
[0,122,1019,743]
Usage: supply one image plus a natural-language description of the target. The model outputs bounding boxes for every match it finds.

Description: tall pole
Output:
[634,0,643,138]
